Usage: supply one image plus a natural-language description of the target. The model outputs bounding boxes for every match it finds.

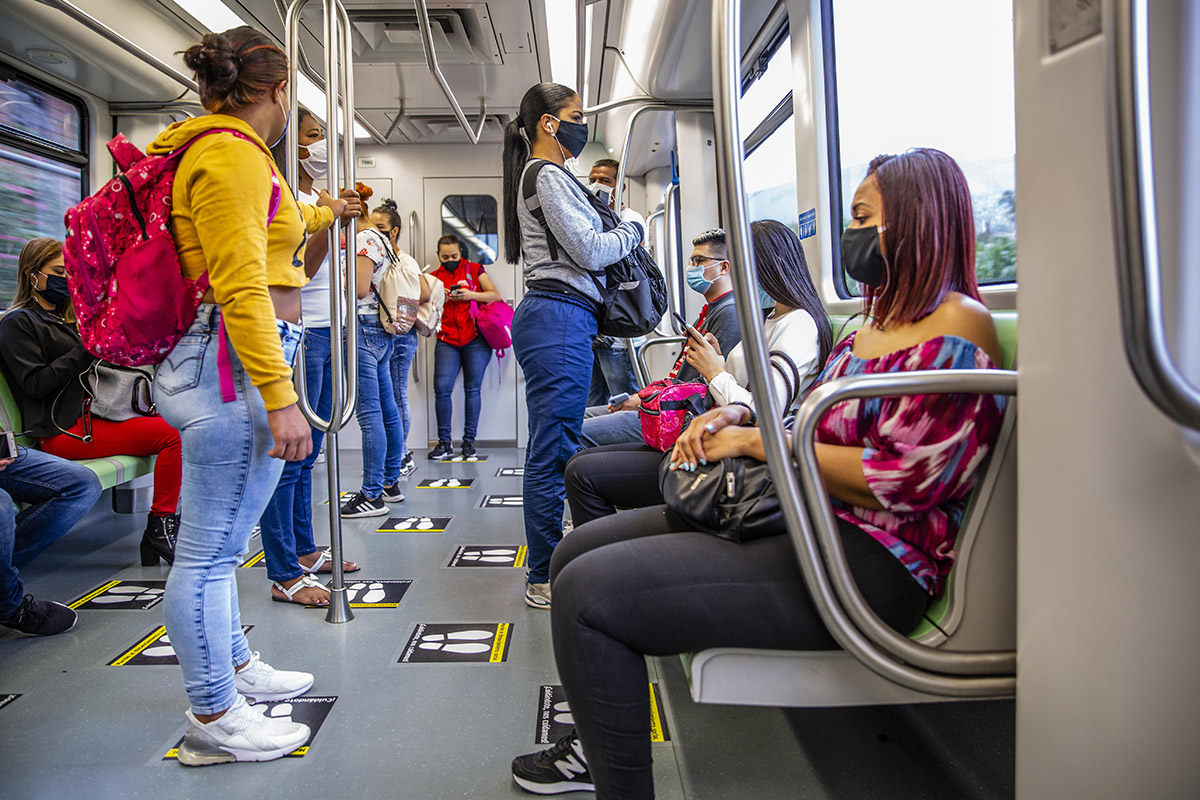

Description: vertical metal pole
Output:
[576,0,587,100]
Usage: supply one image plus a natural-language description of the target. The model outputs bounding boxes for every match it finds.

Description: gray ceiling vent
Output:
[347,4,502,66]
[389,112,507,142]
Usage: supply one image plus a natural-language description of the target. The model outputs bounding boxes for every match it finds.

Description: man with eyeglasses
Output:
[579,228,742,448]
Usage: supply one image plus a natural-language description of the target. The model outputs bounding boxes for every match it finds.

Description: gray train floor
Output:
[0,447,1014,799]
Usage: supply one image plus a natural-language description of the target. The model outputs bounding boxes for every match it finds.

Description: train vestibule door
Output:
[419,177,523,449]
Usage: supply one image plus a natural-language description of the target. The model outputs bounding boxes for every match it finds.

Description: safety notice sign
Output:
[399,623,512,664]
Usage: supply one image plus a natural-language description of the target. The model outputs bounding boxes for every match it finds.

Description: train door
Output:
[420,176,523,448]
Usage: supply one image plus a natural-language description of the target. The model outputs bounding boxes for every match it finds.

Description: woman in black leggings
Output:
[511,149,1007,798]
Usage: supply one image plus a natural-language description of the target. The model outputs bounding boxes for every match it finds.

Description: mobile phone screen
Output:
[0,431,15,460]
[673,312,701,340]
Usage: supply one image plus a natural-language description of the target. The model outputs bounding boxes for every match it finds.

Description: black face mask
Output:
[38,273,71,306]
[441,259,461,272]
[841,226,888,288]
[550,117,589,159]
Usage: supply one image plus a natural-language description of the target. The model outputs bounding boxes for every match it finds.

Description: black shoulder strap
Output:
[368,228,398,264]
[768,350,803,409]
[521,160,559,261]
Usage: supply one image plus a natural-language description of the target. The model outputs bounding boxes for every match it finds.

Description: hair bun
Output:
[380,198,398,211]
[183,33,238,97]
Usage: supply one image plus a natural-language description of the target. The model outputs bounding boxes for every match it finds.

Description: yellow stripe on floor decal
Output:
[110,626,167,666]
[490,623,510,663]
[69,580,123,609]
[240,551,267,568]
[648,683,665,743]
[513,546,528,568]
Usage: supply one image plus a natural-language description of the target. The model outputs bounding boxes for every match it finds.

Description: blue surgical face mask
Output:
[685,260,722,294]
[758,285,775,309]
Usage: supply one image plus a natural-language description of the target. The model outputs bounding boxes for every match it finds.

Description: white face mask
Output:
[300,137,328,181]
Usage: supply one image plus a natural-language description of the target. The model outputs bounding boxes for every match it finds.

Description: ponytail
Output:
[502,82,579,264]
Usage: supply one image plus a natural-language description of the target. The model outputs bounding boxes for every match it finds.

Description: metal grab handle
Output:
[792,371,1018,678]
[286,0,358,623]
[712,0,1011,696]
[583,96,711,116]
[1107,0,1200,430]
[414,0,488,143]
[663,183,685,335]
[634,336,687,384]
[409,210,420,263]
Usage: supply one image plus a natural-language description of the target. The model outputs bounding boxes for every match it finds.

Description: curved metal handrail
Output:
[1106,0,1200,430]
[414,0,488,143]
[635,336,686,384]
[712,0,1012,696]
[663,184,685,335]
[286,0,358,623]
[792,371,1018,676]
[614,103,713,212]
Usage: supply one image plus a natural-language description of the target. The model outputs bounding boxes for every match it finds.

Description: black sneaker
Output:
[511,732,594,795]
[461,441,477,459]
[428,441,454,460]
[399,452,417,477]
[0,595,77,637]
[380,483,405,503]
[339,492,388,518]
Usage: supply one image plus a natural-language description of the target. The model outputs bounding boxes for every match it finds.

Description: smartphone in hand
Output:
[672,312,702,341]
[607,392,630,409]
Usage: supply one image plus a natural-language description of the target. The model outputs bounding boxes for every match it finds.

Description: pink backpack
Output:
[637,379,708,452]
[63,130,280,367]
[465,264,514,373]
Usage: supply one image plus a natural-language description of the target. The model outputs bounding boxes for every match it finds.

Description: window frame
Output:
[819,0,1018,299]
[740,17,792,156]
[0,64,90,189]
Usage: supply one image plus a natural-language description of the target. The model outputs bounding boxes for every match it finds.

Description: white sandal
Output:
[271,574,329,605]
[299,549,360,575]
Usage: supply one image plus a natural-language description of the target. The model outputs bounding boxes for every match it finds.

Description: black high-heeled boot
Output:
[141,513,178,566]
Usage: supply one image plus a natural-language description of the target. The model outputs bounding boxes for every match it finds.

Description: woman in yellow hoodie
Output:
[148,26,359,765]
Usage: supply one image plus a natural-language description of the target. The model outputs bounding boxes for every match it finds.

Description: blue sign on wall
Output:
[798,208,817,240]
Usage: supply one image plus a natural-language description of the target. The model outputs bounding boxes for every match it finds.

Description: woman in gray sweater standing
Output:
[502,83,644,610]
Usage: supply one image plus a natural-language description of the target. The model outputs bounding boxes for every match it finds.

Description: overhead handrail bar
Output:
[793,371,1019,676]
[635,336,686,385]
[383,99,406,142]
[34,0,198,92]
[110,101,204,117]
[413,0,488,144]
[713,0,1012,696]
[1106,0,1200,430]
[286,0,358,623]
[583,96,711,116]
[614,102,713,211]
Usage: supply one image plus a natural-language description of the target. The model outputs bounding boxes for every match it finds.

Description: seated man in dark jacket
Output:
[581,228,741,448]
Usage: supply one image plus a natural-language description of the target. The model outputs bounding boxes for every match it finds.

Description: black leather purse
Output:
[658,450,785,542]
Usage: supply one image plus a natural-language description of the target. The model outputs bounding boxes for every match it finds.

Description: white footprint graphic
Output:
[356,582,386,603]
[394,517,437,530]
[142,645,176,658]
[93,586,164,603]
[461,553,515,563]
[418,642,491,654]
[488,497,523,506]
[265,703,294,721]
[418,629,494,653]
[428,478,464,488]
[554,712,575,725]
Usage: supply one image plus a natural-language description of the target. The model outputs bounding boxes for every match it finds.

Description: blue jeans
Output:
[388,329,419,453]
[354,317,403,497]
[587,343,640,406]
[154,305,286,714]
[433,335,492,443]
[259,327,331,583]
[512,291,597,584]
[0,448,101,617]
[580,408,644,448]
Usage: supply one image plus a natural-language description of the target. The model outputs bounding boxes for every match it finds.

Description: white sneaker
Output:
[525,582,552,610]
[234,651,314,702]
[177,695,310,766]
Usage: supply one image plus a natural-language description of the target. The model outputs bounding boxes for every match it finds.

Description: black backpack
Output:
[522,160,668,337]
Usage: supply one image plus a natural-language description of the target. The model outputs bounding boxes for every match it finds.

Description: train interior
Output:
[1,0,1198,797]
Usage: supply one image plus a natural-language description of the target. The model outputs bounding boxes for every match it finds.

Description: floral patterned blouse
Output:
[813,333,1005,595]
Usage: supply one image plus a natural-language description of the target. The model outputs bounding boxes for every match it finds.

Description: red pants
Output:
[42,415,182,515]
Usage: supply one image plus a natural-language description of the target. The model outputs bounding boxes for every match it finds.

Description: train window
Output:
[741,33,800,232]
[440,195,498,265]
[827,0,1017,294]
[0,69,88,306]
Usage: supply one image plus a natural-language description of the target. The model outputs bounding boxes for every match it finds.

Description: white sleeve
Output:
[706,312,823,414]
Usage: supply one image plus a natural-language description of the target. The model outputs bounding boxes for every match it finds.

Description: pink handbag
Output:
[637,380,708,452]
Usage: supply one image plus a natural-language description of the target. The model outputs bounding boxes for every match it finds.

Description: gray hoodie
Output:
[517,160,644,304]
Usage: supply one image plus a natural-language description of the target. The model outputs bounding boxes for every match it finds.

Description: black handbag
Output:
[658,450,785,542]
